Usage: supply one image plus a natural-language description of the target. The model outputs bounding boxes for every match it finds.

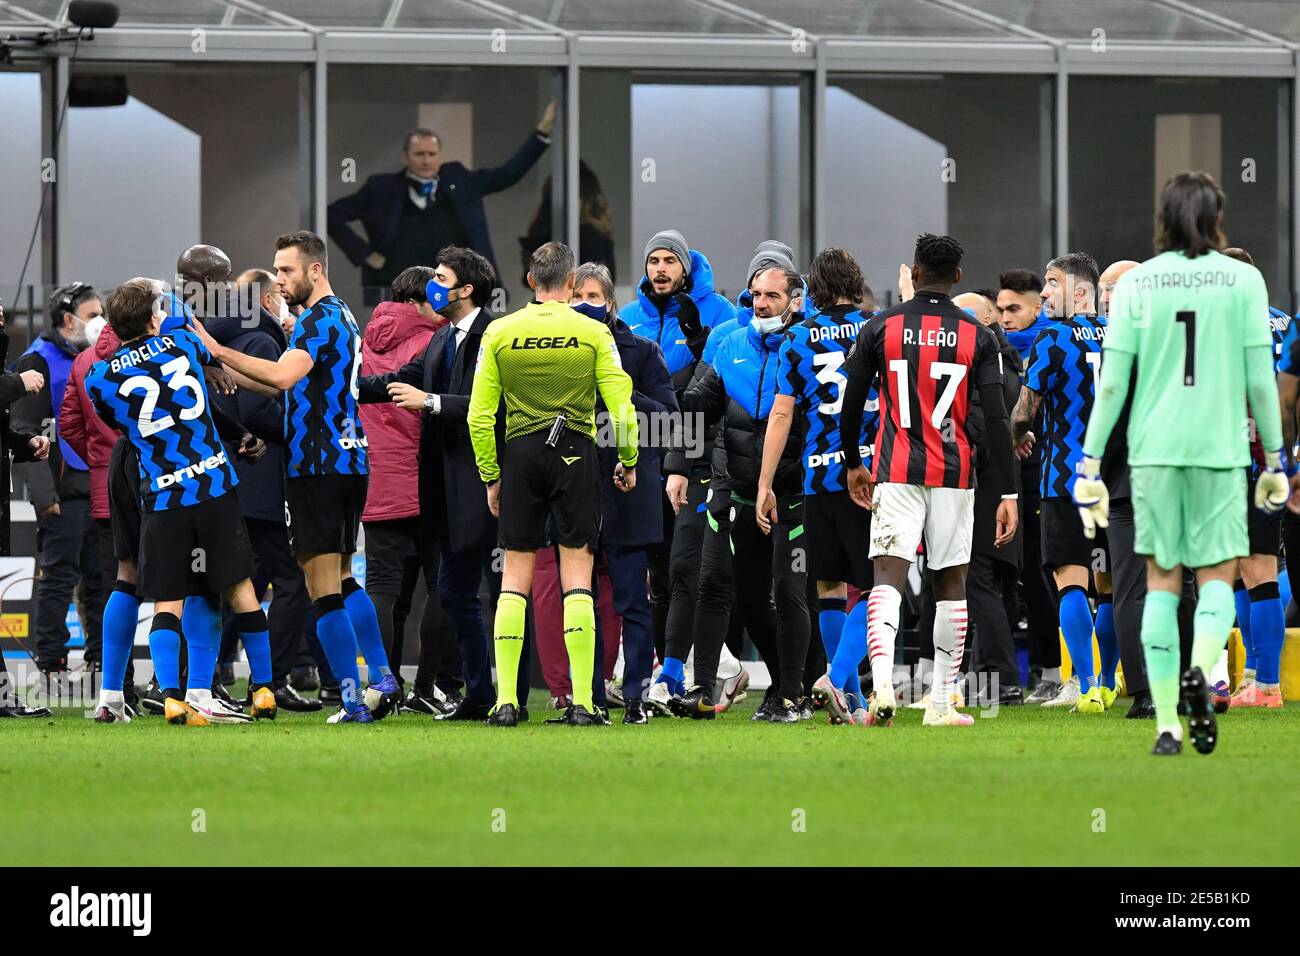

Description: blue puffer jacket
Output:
[619,249,736,386]
[678,319,805,497]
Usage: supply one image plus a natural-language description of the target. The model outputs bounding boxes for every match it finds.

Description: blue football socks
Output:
[1058,585,1097,691]
[342,578,391,681]
[100,582,139,693]
[1094,596,1119,691]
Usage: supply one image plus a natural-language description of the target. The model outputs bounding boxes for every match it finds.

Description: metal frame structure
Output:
[2,0,1298,291]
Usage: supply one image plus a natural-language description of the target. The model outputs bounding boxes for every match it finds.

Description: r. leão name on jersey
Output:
[85,329,237,512]
[778,305,879,495]
[285,294,370,476]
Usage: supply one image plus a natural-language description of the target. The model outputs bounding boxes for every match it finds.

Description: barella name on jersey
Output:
[807,446,872,469]
[109,336,175,374]
[156,450,228,490]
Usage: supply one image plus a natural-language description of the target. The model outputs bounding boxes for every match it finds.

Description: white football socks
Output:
[867,585,902,696]
[931,600,969,716]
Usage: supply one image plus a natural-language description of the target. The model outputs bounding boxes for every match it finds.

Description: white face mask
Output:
[278,298,291,324]
[751,314,785,335]
[84,316,107,347]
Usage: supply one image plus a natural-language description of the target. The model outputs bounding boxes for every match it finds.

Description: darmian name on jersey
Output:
[510,335,580,350]
[109,336,174,373]
[156,450,229,490]
[807,446,872,469]
[903,327,958,348]
[807,320,862,344]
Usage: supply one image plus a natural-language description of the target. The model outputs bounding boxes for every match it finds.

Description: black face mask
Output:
[571,301,610,325]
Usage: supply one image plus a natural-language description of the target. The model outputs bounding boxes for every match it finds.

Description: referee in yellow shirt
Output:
[468,241,639,726]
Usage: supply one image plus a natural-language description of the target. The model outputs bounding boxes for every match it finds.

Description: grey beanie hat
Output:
[644,229,690,271]
[747,239,796,281]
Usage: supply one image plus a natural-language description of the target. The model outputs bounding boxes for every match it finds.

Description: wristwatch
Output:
[423,393,440,414]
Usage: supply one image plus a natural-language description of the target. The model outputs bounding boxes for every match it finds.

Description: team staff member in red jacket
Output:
[60,319,143,712]
[357,266,459,714]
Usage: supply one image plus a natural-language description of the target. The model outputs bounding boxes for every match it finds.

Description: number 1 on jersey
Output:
[1176,310,1195,385]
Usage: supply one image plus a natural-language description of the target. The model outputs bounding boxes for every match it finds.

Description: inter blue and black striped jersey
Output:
[85,329,237,513]
[285,294,368,477]
[777,305,878,495]
[1024,313,1106,498]
[1269,306,1291,371]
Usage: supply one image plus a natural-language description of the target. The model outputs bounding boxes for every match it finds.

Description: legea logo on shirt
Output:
[155,450,228,490]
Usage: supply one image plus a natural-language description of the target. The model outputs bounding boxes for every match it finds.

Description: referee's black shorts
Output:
[138,491,254,601]
[286,474,367,556]
[805,489,873,590]
[108,436,142,564]
[498,429,601,553]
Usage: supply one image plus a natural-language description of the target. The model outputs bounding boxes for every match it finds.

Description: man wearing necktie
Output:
[328,104,557,306]
[357,246,530,720]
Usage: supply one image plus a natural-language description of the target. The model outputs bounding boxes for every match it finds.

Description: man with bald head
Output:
[1095,258,1156,717]
[176,244,233,319]
[953,291,994,326]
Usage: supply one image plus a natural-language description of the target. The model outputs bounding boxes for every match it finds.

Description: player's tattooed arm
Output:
[1010,386,1042,444]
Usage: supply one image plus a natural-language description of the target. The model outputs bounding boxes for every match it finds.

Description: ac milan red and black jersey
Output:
[842,292,1002,489]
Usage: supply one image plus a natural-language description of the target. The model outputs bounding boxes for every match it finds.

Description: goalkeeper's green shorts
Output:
[1130,465,1248,571]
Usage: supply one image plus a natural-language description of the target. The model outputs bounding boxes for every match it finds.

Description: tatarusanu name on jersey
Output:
[108,335,178,374]
[1125,269,1239,294]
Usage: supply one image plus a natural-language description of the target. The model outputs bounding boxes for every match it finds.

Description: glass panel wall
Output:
[326,64,561,314]
[62,62,308,297]
[826,73,1053,305]
[580,70,805,308]
[1069,76,1291,309]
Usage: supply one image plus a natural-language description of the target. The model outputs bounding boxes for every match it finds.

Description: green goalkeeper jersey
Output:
[467,299,639,484]
[1104,249,1270,469]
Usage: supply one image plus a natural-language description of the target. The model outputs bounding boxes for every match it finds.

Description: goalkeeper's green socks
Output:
[563,589,596,712]
[1140,588,1183,740]
[1191,579,1236,677]
[494,591,528,709]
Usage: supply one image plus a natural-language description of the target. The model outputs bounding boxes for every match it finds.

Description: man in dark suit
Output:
[0,298,53,717]
[956,292,1027,707]
[329,104,557,305]
[358,246,526,720]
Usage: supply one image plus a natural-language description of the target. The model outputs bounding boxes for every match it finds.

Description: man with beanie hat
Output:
[620,232,736,703]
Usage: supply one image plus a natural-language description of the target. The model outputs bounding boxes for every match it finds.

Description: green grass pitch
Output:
[7,691,1300,866]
